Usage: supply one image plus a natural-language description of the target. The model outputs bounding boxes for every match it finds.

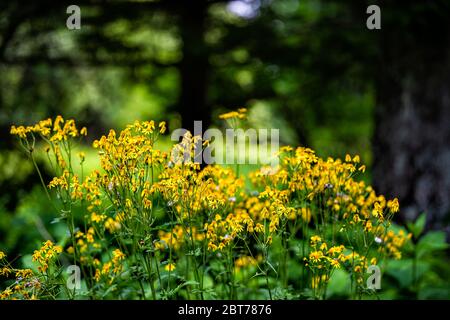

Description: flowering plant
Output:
[1,110,410,300]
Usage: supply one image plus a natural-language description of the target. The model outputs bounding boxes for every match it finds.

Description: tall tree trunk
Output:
[373,2,450,236]
[177,0,210,135]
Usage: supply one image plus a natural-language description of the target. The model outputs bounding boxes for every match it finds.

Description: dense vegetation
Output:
[1,112,446,300]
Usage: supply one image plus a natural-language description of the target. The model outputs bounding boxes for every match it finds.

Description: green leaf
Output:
[385,259,430,289]
[265,260,278,275]
[101,284,118,298]
[326,269,351,298]
[407,213,426,239]
[416,231,449,258]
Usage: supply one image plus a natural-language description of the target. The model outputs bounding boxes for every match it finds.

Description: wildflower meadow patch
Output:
[1,109,410,300]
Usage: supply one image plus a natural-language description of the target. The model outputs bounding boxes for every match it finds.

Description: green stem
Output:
[30,152,52,203]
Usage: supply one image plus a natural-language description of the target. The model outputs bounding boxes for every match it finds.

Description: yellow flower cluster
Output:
[67,228,103,266]
[154,225,204,251]
[94,249,126,284]
[206,213,252,251]
[93,120,167,173]
[156,164,244,220]
[88,121,168,232]
[305,236,346,270]
[165,263,176,271]
[254,147,406,241]
[381,229,411,259]
[10,116,87,141]
[234,255,260,270]
[219,108,247,120]
[10,115,87,173]
[0,251,43,300]
[32,240,63,273]
[0,271,40,300]
[305,235,378,291]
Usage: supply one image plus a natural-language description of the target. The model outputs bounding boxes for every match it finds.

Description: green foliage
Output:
[382,215,450,299]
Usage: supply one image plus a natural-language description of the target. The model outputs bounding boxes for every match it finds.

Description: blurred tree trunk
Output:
[177,0,211,134]
[372,2,450,236]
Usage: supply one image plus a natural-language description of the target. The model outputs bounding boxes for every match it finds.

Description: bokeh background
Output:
[0,0,449,299]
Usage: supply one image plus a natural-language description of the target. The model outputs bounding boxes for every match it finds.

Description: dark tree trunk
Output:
[373,2,450,235]
[177,0,211,135]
